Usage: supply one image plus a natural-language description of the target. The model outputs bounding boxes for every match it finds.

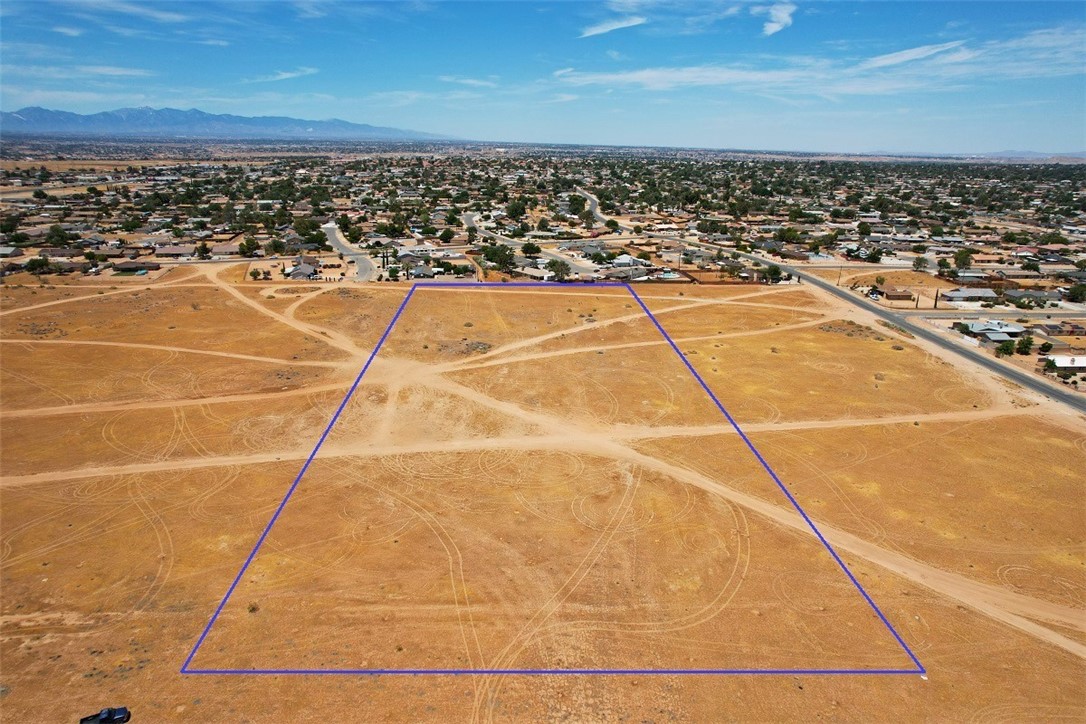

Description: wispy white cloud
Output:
[2,64,155,79]
[750,3,796,36]
[546,93,580,104]
[196,39,230,47]
[858,40,965,70]
[80,65,155,77]
[580,15,646,38]
[244,67,319,83]
[439,75,497,88]
[69,0,188,24]
[51,26,83,37]
[553,25,1086,97]
[292,1,328,19]
[557,64,817,92]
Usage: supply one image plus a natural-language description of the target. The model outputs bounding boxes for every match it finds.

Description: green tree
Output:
[1066,284,1086,303]
[505,198,527,221]
[250,269,261,281]
[1015,335,1034,355]
[953,249,974,269]
[1043,358,1057,373]
[239,236,261,257]
[567,194,586,216]
[633,224,643,234]
[995,340,1015,357]
[605,218,619,231]
[1021,261,1041,272]
[545,259,571,281]
[912,256,929,271]
[467,226,478,244]
[857,221,872,237]
[766,265,783,283]
[24,256,53,274]
[1039,342,1054,354]
[439,228,455,243]
[196,241,211,260]
[45,224,71,245]
[521,242,542,257]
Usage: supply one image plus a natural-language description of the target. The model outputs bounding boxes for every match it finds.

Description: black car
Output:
[80,707,131,723]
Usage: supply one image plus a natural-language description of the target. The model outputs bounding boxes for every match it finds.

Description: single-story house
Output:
[284,262,317,280]
[941,287,999,302]
[409,264,435,279]
[964,319,1026,341]
[1040,355,1086,373]
[113,260,161,272]
[883,287,914,301]
[0,246,24,258]
[1004,289,1060,303]
[156,245,195,258]
[519,267,555,281]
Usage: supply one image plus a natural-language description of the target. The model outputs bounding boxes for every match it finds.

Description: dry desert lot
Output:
[1,266,1083,721]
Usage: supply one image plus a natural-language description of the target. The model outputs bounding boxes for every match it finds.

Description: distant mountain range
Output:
[0,106,449,141]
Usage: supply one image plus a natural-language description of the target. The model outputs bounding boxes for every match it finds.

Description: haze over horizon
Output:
[1,1,1083,154]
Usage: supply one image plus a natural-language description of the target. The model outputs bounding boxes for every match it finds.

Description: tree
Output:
[467,226,478,244]
[521,242,542,257]
[250,269,261,281]
[1039,342,1054,354]
[774,226,801,243]
[239,236,261,257]
[264,238,286,255]
[953,249,974,269]
[481,244,515,272]
[912,256,929,271]
[633,225,643,234]
[45,224,72,245]
[605,218,619,231]
[637,251,652,261]
[1043,358,1057,373]
[536,217,550,232]
[766,265,783,283]
[24,256,53,274]
[505,198,527,221]
[1067,284,1086,303]
[1015,335,1034,355]
[567,194,586,216]
[439,228,455,243]
[1021,261,1041,272]
[995,340,1015,357]
[857,221,872,237]
[196,241,212,260]
[545,259,571,281]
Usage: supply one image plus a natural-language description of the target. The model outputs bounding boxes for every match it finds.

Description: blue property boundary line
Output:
[181,281,924,676]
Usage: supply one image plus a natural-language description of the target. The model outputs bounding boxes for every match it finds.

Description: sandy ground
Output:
[1,264,1083,721]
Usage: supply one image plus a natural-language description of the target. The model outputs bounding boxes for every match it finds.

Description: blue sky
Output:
[1,1,1083,153]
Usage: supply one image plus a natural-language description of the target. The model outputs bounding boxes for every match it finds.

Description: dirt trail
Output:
[0,338,341,368]
[5,275,1083,685]
[0,380,352,419]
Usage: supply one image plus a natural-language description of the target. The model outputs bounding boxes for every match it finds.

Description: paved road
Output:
[461,212,597,276]
[575,189,1086,414]
[738,251,1086,414]
[321,223,376,281]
